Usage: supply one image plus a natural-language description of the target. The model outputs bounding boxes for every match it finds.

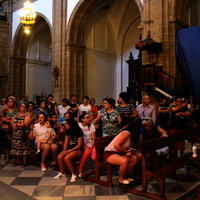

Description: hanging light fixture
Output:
[19,0,36,34]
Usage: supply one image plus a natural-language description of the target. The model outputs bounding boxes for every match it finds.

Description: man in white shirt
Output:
[136,95,156,123]
[57,98,71,118]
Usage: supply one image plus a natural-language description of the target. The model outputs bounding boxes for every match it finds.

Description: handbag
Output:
[2,123,13,141]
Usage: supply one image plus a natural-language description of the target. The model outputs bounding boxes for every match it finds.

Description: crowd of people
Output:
[0,92,199,184]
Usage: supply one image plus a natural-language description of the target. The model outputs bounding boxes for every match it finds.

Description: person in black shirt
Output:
[45,94,58,116]
[157,97,170,131]
[68,94,79,118]
[170,97,191,157]
[54,118,83,182]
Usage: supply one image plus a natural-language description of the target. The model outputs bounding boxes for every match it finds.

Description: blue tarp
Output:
[176,26,200,102]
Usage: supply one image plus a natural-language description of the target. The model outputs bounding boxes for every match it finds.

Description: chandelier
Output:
[19,0,36,34]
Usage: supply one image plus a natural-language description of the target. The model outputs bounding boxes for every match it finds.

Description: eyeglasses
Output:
[20,105,27,108]
[84,116,91,119]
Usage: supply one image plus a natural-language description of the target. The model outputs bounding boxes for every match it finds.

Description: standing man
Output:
[136,95,156,123]
[17,94,29,108]
[169,96,191,157]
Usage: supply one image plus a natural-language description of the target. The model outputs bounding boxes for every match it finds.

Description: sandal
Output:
[20,163,27,168]
[12,162,20,167]
[119,179,130,184]
[51,161,57,166]
[127,177,134,182]
[51,161,57,169]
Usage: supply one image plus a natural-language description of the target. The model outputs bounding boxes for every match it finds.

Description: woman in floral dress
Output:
[94,97,121,136]
[0,96,17,163]
[11,102,32,167]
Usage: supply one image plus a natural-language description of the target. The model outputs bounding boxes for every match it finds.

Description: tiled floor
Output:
[0,142,199,200]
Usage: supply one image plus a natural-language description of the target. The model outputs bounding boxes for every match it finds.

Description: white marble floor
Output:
[0,158,199,200]
[0,141,199,200]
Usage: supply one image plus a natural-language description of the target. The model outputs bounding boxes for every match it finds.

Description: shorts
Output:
[103,151,123,162]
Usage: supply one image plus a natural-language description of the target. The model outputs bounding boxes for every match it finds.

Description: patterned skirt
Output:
[11,129,30,156]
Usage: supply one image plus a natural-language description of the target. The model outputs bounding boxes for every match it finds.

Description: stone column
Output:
[0,21,10,97]
[142,0,189,78]
[66,42,85,101]
[52,0,67,102]
[10,57,26,99]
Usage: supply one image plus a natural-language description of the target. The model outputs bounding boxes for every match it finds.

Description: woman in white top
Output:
[78,96,91,118]
[78,113,96,177]
[57,98,71,118]
[103,121,140,184]
[29,113,58,172]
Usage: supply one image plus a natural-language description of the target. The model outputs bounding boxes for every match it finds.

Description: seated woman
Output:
[139,117,170,171]
[103,121,140,184]
[57,111,74,150]
[29,113,59,171]
[140,117,169,168]
[139,117,169,156]
[78,96,91,118]
[54,118,83,182]
[35,120,56,155]
[28,101,37,124]
[89,98,98,120]
[78,113,96,177]
[35,100,49,118]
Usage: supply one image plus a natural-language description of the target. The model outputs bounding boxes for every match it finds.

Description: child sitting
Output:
[36,120,56,154]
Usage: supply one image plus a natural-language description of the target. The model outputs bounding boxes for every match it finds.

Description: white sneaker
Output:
[70,174,77,182]
[41,163,46,172]
[78,172,82,178]
[54,172,66,180]
[35,149,40,154]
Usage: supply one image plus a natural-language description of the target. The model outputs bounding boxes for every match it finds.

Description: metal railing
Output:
[156,69,190,96]
[140,65,190,96]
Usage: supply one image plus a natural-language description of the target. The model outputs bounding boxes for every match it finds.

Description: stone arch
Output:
[134,0,143,22]
[11,14,52,100]
[12,13,52,58]
[67,0,143,44]
[169,0,189,24]
[66,0,142,100]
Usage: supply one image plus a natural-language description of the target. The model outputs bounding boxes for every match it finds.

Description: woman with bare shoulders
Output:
[11,102,32,167]
[103,121,140,184]
[54,118,83,182]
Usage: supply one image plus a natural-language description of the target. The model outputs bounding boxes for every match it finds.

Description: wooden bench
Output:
[124,128,199,200]
[83,135,116,188]
[177,184,200,200]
